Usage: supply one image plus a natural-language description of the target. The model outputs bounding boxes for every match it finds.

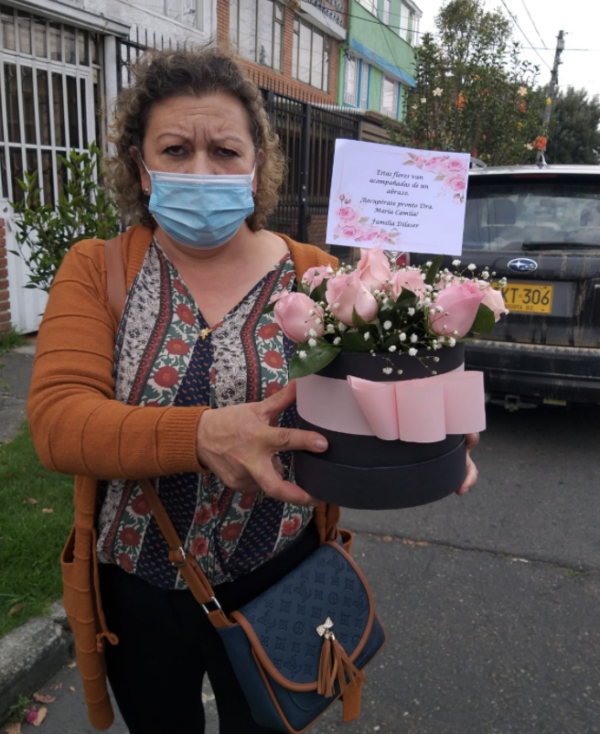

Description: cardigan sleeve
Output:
[27,240,208,480]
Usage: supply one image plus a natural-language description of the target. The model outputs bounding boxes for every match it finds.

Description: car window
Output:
[463,180,600,251]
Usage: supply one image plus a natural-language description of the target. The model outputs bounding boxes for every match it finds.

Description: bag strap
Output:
[139,478,231,628]
[105,234,127,324]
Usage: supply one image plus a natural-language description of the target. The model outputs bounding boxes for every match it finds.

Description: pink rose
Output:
[356,245,392,290]
[274,293,324,343]
[326,271,378,326]
[479,282,509,322]
[357,225,380,242]
[302,265,331,291]
[446,173,467,192]
[339,222,362,239]
[424,155,448,174]
[429,280,485,337]
[336,206,360,223]
[443,158,466,174]
[392,268,428,302]
[413,155,427,167]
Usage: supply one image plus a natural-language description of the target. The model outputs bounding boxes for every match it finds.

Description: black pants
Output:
[99,522,319,734]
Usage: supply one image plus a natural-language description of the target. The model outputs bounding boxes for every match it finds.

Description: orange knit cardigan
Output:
[27,224,341,730]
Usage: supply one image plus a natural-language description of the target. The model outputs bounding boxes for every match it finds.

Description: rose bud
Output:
[274,293,324,343]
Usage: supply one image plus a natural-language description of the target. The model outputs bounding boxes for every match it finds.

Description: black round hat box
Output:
[294,344,467,510]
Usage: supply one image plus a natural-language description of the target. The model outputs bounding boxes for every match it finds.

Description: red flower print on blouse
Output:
[154,366,179,388]
[281,271,294,288]
[146,401,161,407]
[131,494,151,516]
[264,351,284,370]
[176,303,196,326]
[210,367,216,385]
[281,515,302,536]
[118,552,134,572]
[221,522,244,542]
[173,279,187,296]
[166,338,190,356]
[265,381,284,399]
[238,492,256,510]
[258,323,280,340]
[119,526,141,547]
[191,537,208,557]
[194,505,213,526]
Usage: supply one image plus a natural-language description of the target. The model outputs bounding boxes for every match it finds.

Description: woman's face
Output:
[137,92,258,191]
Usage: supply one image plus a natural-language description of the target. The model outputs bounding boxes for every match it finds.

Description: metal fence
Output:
[116,38,360,246]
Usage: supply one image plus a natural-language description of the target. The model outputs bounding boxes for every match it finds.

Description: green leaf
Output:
[263,301,276,314]
[341,330,372,352]
[296,280,306,295]
[352,307,368,329]
[469,303,495,334]
[309,280,328,304]
[289,340,341,379]
[424,255,443,286]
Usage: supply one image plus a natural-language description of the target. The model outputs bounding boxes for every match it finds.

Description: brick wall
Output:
[219,1,344,105]
[0,219,11,334]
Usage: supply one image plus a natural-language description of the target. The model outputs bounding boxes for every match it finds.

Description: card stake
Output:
[326,140,470,256]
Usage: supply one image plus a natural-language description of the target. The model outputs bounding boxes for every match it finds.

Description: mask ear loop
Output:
[130,146,151,196]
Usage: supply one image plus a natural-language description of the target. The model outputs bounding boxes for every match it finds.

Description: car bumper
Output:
[465,340,600,404]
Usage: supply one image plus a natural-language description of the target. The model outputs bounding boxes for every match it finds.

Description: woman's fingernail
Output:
[314,439,328,451]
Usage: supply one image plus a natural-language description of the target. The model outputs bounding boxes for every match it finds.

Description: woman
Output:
[28,48,479,733]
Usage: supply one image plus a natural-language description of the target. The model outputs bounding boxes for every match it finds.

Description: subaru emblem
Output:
[507,258,538,273]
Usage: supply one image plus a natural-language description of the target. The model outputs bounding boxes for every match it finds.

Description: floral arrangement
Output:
[266,247,508,379]
[333,196,400,247]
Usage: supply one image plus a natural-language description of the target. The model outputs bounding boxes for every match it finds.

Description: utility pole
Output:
[538,30,565,164]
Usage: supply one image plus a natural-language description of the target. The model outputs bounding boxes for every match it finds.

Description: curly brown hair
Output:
[105,47,285,231]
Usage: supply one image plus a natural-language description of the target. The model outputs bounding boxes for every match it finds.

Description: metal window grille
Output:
[0,7,100,207]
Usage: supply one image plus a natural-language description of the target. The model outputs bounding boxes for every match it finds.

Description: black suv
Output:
[416,164,600,409]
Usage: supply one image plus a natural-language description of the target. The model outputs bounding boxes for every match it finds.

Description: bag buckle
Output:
[201,596,223,615]
[169,545,187,567]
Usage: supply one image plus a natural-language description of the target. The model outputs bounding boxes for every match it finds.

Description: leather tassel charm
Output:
[317,633,367,698]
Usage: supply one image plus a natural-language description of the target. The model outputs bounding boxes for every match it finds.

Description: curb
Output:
[0,602,73,723]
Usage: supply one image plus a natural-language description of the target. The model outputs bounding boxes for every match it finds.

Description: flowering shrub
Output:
[265,247,508,379]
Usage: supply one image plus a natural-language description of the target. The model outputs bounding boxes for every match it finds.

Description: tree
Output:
[388,0,546,165]
[545,87,600,165]
[10,142,119,293]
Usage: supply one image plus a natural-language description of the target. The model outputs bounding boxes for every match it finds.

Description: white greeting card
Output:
[326,140,470,256]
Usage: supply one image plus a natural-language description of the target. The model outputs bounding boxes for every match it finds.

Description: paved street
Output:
[9,378,598,733]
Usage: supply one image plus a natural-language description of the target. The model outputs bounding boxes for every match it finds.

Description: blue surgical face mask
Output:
[143,163,256,249]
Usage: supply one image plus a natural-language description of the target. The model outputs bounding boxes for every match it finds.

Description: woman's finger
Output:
[250,457,319,506]
[465,432,480,451]
[456,454,478,495]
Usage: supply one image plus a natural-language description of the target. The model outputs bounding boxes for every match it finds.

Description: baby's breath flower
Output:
[337,322,348,332]
[333,336,341,345]
[436,306,443,312]
[481,271,490,280]
[383,320,392,330]
[408,347,418,356]
[333,302,340,310]
[309,310,315,316]
[308,328,317,338]
[452,259,461,267]
[389,345,397,353]
[299,350,307,360]
[407,308,415,316]
[448,337,457,347]
[399,333,407,342]
[410,333,418,343]
[433,356,440,362]
[452,330,460,336]
[364,332,371,341]
[429,308,436,315]
[308,338,317,348]
[326,324,336,333]
[467,264,476,271]
[382,367,393,375]
[315,318,322,325]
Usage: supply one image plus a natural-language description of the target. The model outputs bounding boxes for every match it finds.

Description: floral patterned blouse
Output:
[96,238,313,589]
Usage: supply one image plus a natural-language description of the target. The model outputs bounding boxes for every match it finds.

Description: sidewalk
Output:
[0,345,35,444]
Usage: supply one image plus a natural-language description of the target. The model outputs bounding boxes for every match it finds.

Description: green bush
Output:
[10,142,119,293]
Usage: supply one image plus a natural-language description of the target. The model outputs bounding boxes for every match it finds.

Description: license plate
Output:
[491,282,554,314]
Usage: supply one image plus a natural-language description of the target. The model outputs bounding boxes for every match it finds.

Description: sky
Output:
[417,0,600,101]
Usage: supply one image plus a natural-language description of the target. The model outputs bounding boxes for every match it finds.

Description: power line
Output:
[518,0,548,49]
[497,0,552,70]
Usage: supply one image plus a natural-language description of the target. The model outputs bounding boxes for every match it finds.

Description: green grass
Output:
[0,326,28,354]
[0,422,73,638]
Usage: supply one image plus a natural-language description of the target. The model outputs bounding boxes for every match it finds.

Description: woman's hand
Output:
[196,381,327,506]
[456,432,479,495]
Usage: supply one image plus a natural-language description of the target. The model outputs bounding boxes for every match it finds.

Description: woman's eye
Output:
[164,146,186,156]
[216,147,237,158]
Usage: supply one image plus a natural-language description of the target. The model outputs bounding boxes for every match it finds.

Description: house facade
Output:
[0,0,215,334]
[338,0,421,120]
[218,0,348,104]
